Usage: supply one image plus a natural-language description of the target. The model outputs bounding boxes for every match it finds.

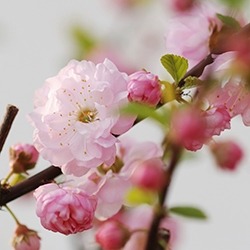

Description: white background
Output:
[0,1,250,249]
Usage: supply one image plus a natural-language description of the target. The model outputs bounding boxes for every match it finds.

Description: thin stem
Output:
[4,204,21,225]
[1,170,14,185]
[0,105,19,154]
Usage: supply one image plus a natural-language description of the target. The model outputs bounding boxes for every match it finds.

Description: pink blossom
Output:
[210,141,243,171]
[34,183,97,235]
[206,81,250,126]
[29,59,135,176]
[79,137,163,219]
[12,224,40,250]
[131,158,166,191]
[95,220,131,250]
[165,2,223,68]
[127,70,161,106]
[203,106,231,137]
[9,143,39,174]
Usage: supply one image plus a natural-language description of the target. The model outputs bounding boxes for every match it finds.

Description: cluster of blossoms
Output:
[2,0,250,249]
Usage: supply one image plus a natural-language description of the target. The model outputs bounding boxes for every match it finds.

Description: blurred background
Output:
[0,0,250,249]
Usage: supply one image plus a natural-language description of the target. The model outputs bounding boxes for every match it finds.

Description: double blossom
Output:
[29,59,135,176]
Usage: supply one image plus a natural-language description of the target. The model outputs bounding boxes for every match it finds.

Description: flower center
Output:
[77,109,97,123]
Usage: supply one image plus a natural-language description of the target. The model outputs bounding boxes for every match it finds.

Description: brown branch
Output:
[0,105,19,154]
[0,166,62,206]
[145,145,181,250]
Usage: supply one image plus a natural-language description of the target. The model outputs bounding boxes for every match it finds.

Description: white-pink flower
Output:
[29,59,135,176]
[34,183,97,235]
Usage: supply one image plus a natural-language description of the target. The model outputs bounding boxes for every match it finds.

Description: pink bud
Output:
[210,141,243,171]
[170,0,196,12]
[95,220,131,250]
[128,70,161,106]
[34,183,97,235]
[12,224,40,250]
[132,158,166,191]
[171,108,207,151]
[9,143,39,174]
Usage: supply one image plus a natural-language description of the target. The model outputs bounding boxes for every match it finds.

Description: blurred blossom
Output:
[95,220,131,250]
[12,224,40,250]
[118,205,178,250]
[131,158,166,191]
[206,81,250,126]
[78,137,163,219]
[29,59,135,177]
[127,70,161,106]
[165,1,223,68]
[170,107,207,151]
[210,141,243,171]
[34,183,97,235]
[9,143,39,174]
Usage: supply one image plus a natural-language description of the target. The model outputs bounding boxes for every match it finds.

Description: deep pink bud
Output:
[12,224,41,250]
[132,158,166,191]
[210,141,243,171]
[128,70,161,106]
[170,0,196,12]
[9,143,39,174]
[171,108,207,151]
[95,220,131,250]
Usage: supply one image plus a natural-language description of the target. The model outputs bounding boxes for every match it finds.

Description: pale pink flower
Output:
[9,143,39,174]
[127,70,161,106]
[79,137,163,219]
[203,106,231,137]
[34,183,97,235]
[29,59,135,176]
[206,81,250,126]
[210,141,243,171]
[165,2,223,68]
[12,224,40,250]
[95,220,131,250]
[131,158,166,191]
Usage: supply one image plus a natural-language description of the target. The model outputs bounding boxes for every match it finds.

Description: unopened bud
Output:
[132,158,166,191]
[210,141,243,171]
[12,224,41,250]
[95,220,131,250]
[9,144,39,174]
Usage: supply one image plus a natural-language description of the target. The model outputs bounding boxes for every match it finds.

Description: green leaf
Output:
[121,102,167,125]
[169,206,207,220]
[218,0,245,8]
[181,76,200,90]
[216,13,241,30]
[125,187,157,205]
[160,54,188,83]
[161,81,176,103]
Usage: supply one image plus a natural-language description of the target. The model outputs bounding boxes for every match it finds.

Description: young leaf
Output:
[169,206,207,220]
[125,187,157,205]
[181,76,200,90]
[161,81,176,103]
[161,54,188,83]
[121,102,166,125]
[216,13,241,30]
